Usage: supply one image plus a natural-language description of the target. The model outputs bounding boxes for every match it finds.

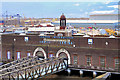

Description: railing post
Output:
[39,65,41,77]
[9,73,11,80]
[45,64,48,75]
[51,63,53,73]
[67,58,68,68]
[17,71,19,80]
[25,69,27,80]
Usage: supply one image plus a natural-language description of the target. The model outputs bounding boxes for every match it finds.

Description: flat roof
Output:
[1,34,120,38]
[90,14,119,16]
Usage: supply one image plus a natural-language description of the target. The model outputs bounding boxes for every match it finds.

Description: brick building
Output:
[0,34,119,72]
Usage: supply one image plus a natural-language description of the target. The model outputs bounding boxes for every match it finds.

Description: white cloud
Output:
[80,9,83,12]
[90,10,115,14]
[85,12,88,15]
[1,0,120,2]
[99,6,103,9]
[104,1,112,4]
[103,0,119,4]
[87,4,91,7]
[107,5,118,8]
[74,3,80,6]
[91,9,95,11]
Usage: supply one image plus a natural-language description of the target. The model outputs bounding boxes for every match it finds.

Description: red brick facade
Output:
[0,34,120,72]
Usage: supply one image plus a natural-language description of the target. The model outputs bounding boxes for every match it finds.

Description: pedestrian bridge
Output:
[0,56,68,80]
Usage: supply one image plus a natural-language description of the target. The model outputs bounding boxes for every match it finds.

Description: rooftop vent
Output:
[83,34,90,37]
[19,33,26,35]
[109,35,115,38]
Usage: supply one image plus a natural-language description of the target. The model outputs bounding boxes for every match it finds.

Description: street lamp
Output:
[73,44,75,48]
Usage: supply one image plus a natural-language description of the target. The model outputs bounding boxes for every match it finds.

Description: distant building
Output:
[90,14,118,20]
[53,14,118,29]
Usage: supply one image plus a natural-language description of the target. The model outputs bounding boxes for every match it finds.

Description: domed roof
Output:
[60,13,66,19]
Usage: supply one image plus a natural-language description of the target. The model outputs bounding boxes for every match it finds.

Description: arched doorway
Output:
[56,48,71,64]
[33,47,47,59]
[35,51,44,58]
[59,52,68,59]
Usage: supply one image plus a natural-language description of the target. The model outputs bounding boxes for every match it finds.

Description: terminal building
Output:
[0,14,119,72]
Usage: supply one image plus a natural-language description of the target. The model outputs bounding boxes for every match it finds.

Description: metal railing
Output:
[0,56,68,80]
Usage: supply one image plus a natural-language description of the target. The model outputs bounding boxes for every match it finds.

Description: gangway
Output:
[0,56,68,80]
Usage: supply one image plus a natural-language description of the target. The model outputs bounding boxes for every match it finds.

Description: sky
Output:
[0,1,119,18]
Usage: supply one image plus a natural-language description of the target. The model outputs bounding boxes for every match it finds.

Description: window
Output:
[114,58,120,69]
[100,56,106,68]
[68,42,70,44]
[57,33,63,36]
[7,51,10,59]
[17,52,21,59]
[86,56,92,66]
[24,37,29,42]
[88,39,93,44]
[73,55,78,65]
[49,53,53,58]
[64,41,66,44]
[27,53,31,56]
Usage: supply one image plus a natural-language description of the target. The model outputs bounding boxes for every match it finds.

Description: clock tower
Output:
[60,13,66,29]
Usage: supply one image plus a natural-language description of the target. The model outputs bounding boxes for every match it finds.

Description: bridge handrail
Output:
[0,56,39,72]
[0,56,35,70]
[0,56,38,73]
[0,56,54,74]
[0,57,67,77]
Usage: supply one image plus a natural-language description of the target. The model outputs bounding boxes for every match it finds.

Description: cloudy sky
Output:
[1,1,119,18]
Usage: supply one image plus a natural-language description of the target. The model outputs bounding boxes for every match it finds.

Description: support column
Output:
[93,71,97,78]
[79,70,83,77]
[67,69,71,76]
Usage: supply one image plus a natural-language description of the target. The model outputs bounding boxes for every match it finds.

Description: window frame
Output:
[85,55,92,66]
[73,54,79,65]
[16,51,21,59]
[7,50,11,60]
[99,56,106,68]
[114,57,120,69]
